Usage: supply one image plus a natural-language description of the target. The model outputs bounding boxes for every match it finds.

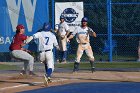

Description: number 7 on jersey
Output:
[45,37,49,45]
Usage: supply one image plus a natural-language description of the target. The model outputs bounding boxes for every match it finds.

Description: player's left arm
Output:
[65,23,71,37]
[20,35,29,46]
[54,24,60,36]
[66,30,70,37]
[88,27,97,38]
[92,32,97,38]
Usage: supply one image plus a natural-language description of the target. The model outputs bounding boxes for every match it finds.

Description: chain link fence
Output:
[0,0,140,62]
[52,0,140,62]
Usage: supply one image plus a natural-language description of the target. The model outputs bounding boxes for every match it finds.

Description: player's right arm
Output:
[67,32,76,42]
[67,27,78,41]
[24,36,33,44]
[24,32,40,44]
[53,35,59,50]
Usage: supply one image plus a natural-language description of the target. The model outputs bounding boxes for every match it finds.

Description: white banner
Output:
[55,2,84,32]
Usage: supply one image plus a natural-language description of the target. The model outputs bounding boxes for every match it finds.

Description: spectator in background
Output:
[138,40,140,62]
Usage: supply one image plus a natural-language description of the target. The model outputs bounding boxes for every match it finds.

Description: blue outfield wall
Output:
[0,0,49,52]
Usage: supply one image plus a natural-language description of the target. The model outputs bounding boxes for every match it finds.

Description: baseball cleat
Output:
[60,60,67,64]
[43,75,48,86]
[29,71,37,76]
[56,59,60,63]
[47,77,52,83]
[72,71,78,74]
[20,70,26,75]
[43,75,52,86]
[73,68,79,73]
[137,59,140,62]
[60,62,67,64]
[91,67,95,73]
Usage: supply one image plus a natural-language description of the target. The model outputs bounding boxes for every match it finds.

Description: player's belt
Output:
[45,49,51,52]
[80,43,87,45]
[39,49,51,53]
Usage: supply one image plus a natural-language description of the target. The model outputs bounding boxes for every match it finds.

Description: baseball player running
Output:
[67,17,97,73]
[25,23,59,86]
[55,15,70,63]
[9,24,36,76]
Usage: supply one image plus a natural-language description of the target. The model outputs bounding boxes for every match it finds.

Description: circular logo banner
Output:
[61,8,79,23]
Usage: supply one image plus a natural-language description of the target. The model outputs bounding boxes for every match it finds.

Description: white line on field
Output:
[0,78,69,91]
[0,75,13,78]
[0,84,29,90]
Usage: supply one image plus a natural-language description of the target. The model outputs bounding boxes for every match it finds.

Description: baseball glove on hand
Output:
[87,27,94,35]
[60,35,65,39]
[67,38,70,42]
[88,31,93,36]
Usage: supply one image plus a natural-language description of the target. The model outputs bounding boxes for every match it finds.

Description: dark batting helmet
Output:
[42,22,51,32]
[81,17,88,22]
[60,15,65,20]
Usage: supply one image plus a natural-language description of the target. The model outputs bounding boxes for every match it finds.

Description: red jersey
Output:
[9,33,27,51]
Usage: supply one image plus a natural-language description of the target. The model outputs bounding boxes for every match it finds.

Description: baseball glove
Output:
[60,35,65,39]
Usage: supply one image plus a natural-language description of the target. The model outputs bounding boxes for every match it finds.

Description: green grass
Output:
[55,62,140,69]
[67,54,136,61]
[0,62,140,70]
[0,64,19,70]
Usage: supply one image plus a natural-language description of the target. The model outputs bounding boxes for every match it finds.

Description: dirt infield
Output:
[0,70,140,93]
[0,62,140,93]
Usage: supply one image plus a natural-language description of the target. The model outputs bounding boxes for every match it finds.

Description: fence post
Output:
[52,0,55,29]
[52,0,56,62]
[107,0,113,62]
